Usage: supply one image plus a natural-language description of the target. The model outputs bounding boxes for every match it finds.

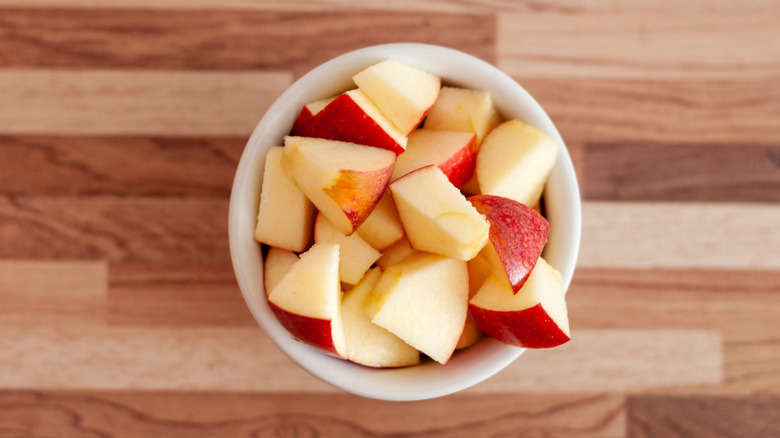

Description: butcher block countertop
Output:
[1,1,779,437]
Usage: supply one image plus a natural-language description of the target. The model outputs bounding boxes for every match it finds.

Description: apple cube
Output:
[424,86,502,145]
[355,192,405,251]
[375,236,416,270]
[291,89,407,155]
[469,257,570,349]
[391,129,477,189]
[352,59,441,135]
[281,136,396,235]
[469,194,550,293]
[476,120,558,207]
[455,314,483,350]
[389,165,489,261]
[342,267,421,368]
[314,212,381,285]
[263,246,299,296]
[364,252,468,364]
[254,146,316,252]
[267,242,347,357]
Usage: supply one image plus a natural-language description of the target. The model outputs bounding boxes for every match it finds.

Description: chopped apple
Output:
[455,314,483,350]
[342,267,421,368]
[424,86,502,145]
[476,120,558,207]
[469,194,550,293]
[267,242,347,357]
[364,252,468,364]
[263,246,299,296]
[254,146,316,252]
[391,129,477,189]
[389,165,489,261]
[375,236,416,270]
[469,257,570,349]
[314,212,381,285]
[355,192,405,250]
[291,89,407,155]
[281,136,396,235]
[352,59,440,135]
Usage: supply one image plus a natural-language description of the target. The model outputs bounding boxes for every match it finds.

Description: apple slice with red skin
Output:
[391,129,477,189]
[267,242,346,358]
[468,194,550,294]
[469,257,570,349]
[291,89,407,155]
[281,136,396,235]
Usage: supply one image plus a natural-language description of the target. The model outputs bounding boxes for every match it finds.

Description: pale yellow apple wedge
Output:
[314,212,381,285]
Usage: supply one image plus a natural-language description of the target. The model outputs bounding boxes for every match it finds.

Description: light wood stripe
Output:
[497,12,780,79]
[579,202,780,270]
[0,326,719,393]
[0,260,107,324]
[0,70,291,135]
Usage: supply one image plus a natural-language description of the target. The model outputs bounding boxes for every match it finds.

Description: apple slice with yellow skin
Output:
[267,242,347,358]
[314,212,381,285]
[469,257,570,349]
[389,165,489,261]
[355,192,404,251]
[352,59,441,135]
[342,267,420,368]
[291,89,407,155]
[364,252,468,364]
[281,136,396,235]
[254,146,316,252]
[375,235,416,270]
[476,119,558,207]
[469,194,550,294]
[391,129,477,189]
[263,246,299,296]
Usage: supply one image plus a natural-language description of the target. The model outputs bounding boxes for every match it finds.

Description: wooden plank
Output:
[0,391,625,437]
[0,70,291,136]
[497,11,780,79]
[581,143,780,202]
[0,135,245,196]
[108,262,255,327]
[0,196,229,262]
[519,77,780,145]
[0,260,107,324]
[626,395,780,438]
[579,202,780,270]
[0,9,495,71]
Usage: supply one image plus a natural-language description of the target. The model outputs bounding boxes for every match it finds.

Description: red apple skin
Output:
[291,94,405,155]
[468,302,570,348]
[439,135,477,188]
[268,301,342,357]
[469,194,550,293]
[325,164,395,232]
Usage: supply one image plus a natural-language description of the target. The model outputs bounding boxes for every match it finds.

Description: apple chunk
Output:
[364,252,468,364]
[355,192,405,251]
[423,86,502,146]
[254,146,316,252]
[476,119,558,207]
[314,212,381,285]
[263,246,299,296]
[291,89,407,155]
[469,194,550,293]
[267,242,347,357]
[391,129,477,189]
[281,136,396,235]
[342,267,420,368]
[469,257,570,349]
[389,165,489,261]
[353,59,440,135]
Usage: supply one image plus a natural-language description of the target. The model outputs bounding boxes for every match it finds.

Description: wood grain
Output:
[0,70,291,135]
[0,136,244,196]
[581,142,780,202]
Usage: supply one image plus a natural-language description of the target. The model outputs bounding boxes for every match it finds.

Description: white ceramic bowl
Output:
[229,43,581,401]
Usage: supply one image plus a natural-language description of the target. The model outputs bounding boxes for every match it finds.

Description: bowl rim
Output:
[229,42,582,401]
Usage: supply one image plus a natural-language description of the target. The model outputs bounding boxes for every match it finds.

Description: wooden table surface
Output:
[1,1,779,437]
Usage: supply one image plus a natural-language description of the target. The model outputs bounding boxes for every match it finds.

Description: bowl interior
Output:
[229,43,581,401]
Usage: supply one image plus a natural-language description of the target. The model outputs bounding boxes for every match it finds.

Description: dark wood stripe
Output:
[581,142,780,202]
[0,196,229,262]
[627,395,780,438]
[0,8,495,73]
[0,135,245,196]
